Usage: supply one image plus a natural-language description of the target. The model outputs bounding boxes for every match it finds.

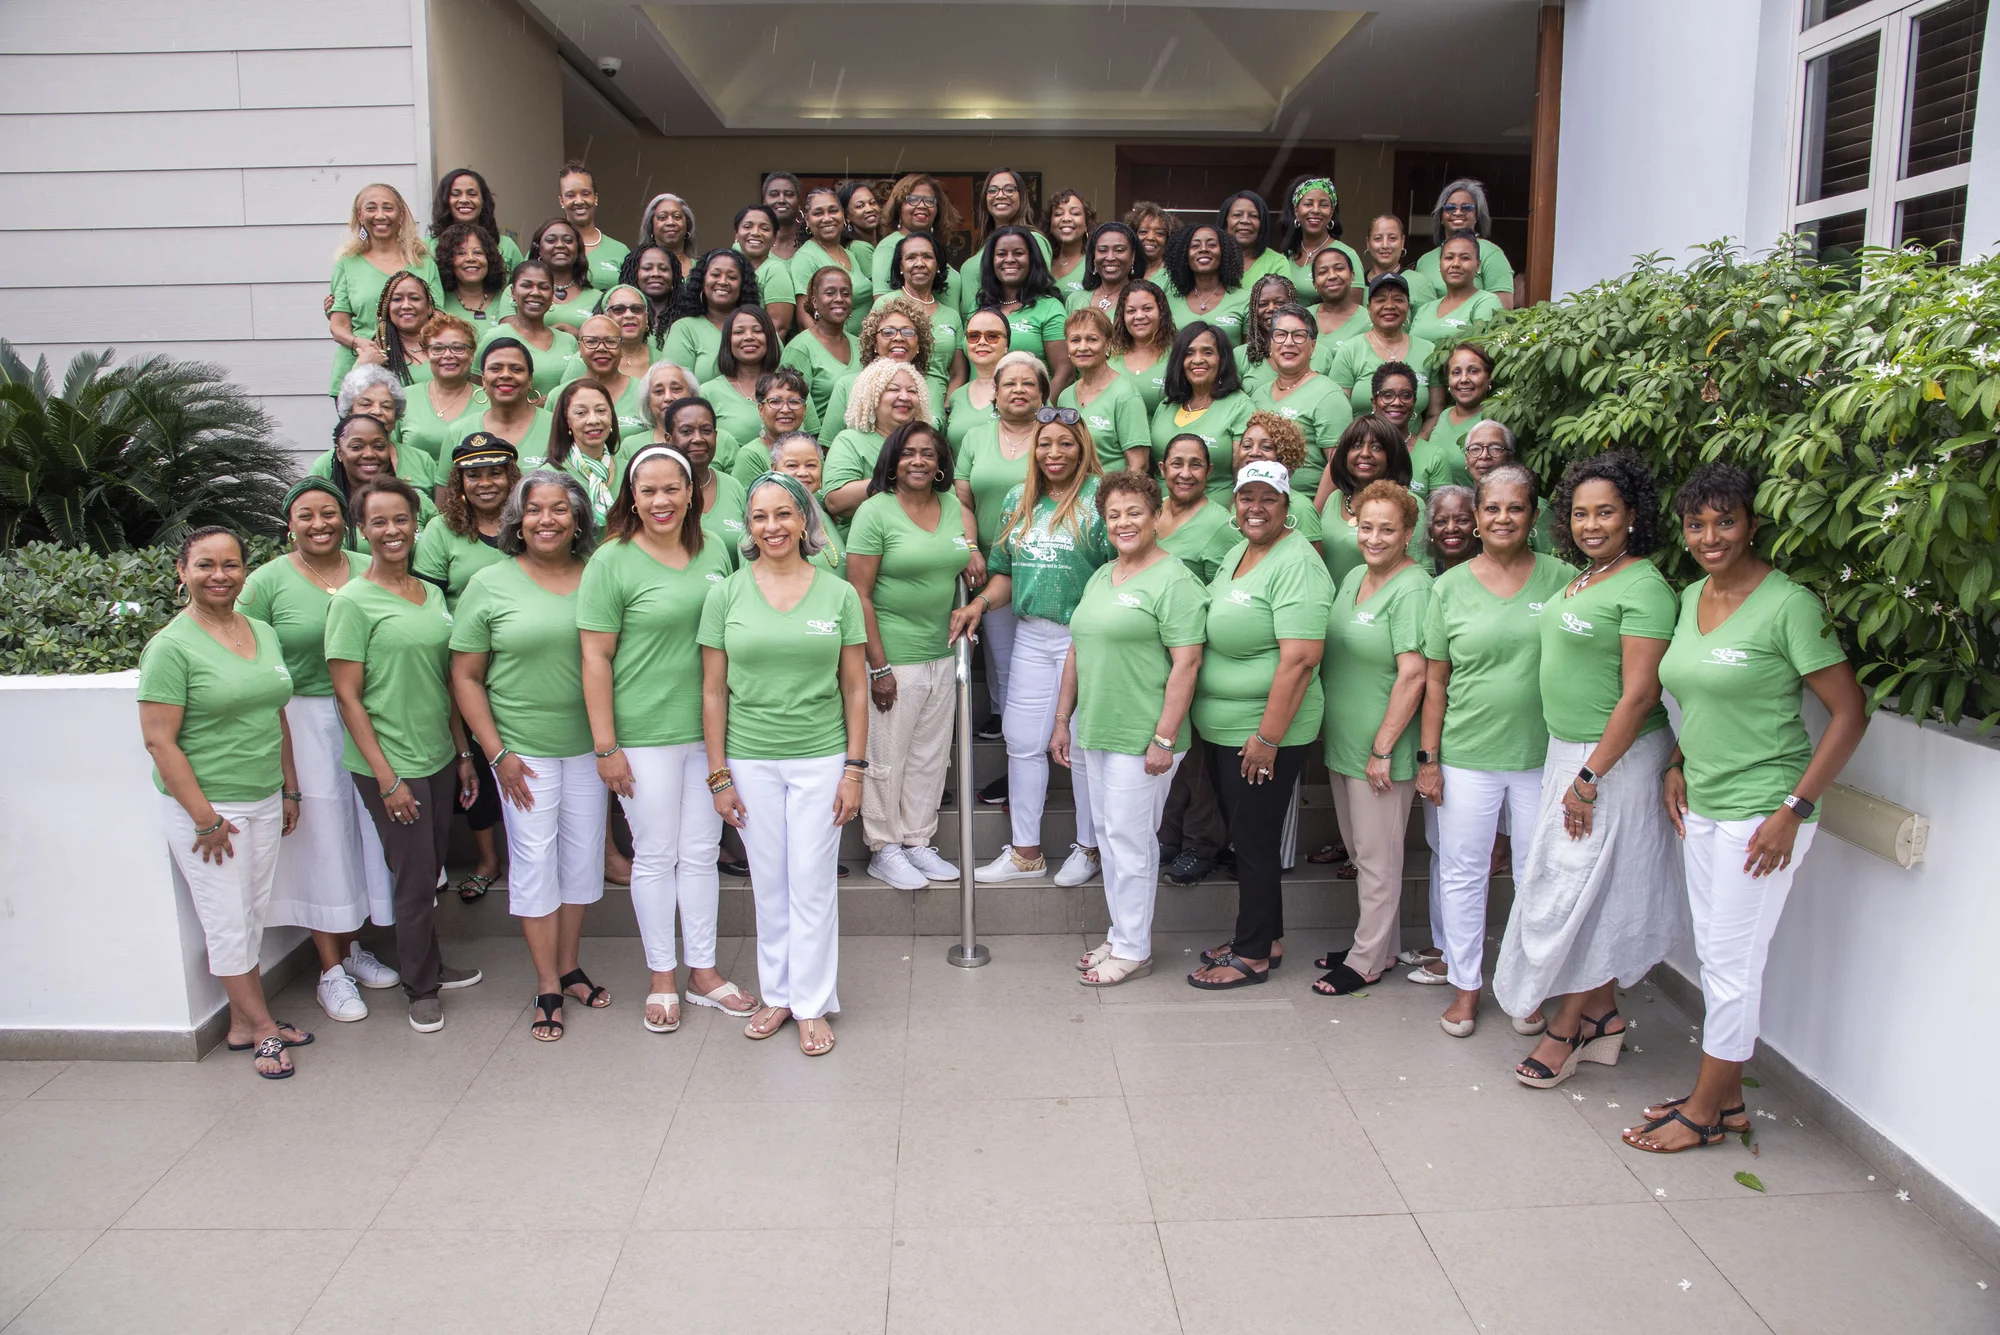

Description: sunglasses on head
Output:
[1035,407,1082,426]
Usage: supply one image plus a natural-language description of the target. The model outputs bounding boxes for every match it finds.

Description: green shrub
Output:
[1477,239,2000,725]
[0,342,294,552]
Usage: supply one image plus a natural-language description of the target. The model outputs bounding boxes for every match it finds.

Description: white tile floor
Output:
[1,929,1994,1334]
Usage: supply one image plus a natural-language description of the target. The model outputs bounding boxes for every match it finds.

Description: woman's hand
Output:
[1662,767,1688,839]
[1049,717,1072,768]
[964,550,988,588]
[869,672,898,714]
[456,756,481,810]
[352,338,385,366]
[281,796,300,836]
[714,777,747,829]
[192,812,239,863]
[382,778,422,826]
[596,749,634,798]
[1416,761,1443,805]
[1562,778,1597,840]
[833,768,863,825]
[1240,735,1278,784]
[947,603,984,645]
[495,754,538,811]
[1144,741,1173,777]
[1743,806,1801,878]
[1365,754,1392,793]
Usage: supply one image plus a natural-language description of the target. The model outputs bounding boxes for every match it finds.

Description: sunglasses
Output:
[1035,407,1082,426]
[605,302,645,315]
[1441,202,1478,213]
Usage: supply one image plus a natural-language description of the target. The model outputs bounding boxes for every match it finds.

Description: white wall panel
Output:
[251,283,343,340]
[0,53,242,114]
[264,395,341,461]
[4,1,412,55]
[0,171,246,231]
[0,106,418,174]
[0,225,351,287]
[0,286,256,343]
[237,48,417,109]
[10,340,335,397]
[242,166,426,227]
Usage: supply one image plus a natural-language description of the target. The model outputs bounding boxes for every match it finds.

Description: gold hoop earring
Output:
[1283,515,1299,531]
[176,581,189,606]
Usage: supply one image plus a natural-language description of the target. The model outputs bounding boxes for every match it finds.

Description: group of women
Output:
[141,161,1868,1150]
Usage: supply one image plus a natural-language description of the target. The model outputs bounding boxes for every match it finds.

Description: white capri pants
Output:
[980,602,1016,718]
[734,754,844,1020]
[268,694,393,932]
[162,791,284,977]
[1682,812,1818,1062]
[504,753,609,918]
[620,742,723,973]
[1082,749,1181,961]
[1002,616,1095,852]
[1435,765,1544,990]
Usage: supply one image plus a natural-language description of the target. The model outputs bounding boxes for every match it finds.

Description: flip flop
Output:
[687,981,757,1015]
[251,1035,294,1079]
[644,992,680,1034]
[229,1022,313,1052]
[1188,950,1269,990]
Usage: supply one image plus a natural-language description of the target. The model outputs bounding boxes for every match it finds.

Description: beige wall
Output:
[428,0,563,246]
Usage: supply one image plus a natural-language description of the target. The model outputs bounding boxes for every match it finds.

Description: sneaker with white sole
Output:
[974,847,1047,883]
[316,967,368,1022]
[343,943,400,989]
[408,998,444,1032]
[437,963,482,990]
[1052,843,1101,887]
[866,844,928,890]
[903,845,959,882]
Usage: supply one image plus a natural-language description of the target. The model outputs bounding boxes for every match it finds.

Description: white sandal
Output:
[1076,942,1114,973]
[688,981,757,1015]
[643,992,680,1033]
[1080,956,1152,987]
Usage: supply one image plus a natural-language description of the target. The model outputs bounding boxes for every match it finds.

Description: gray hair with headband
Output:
[741,470,832,561]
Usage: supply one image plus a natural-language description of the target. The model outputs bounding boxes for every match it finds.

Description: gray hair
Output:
[1426,483,1477,563]
[497,468,600,557]
[1465,418,1515,454]
[637,192,697,251]
[336,364,406,421]
[1474,462,1539,509]
[1430,177,1492,242]
[639,361,695,430]
[739,474,832,561]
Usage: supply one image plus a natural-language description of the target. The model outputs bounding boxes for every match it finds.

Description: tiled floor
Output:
[2,929,1994,1333]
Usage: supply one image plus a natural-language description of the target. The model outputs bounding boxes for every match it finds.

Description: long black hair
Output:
[1161,321,1243,406]
[976,225,1059,309]
[617,242,683,343]
[430,167,501,241]
[1079,221,1141,292]
[866,421,954,498]
[714,305,782,379]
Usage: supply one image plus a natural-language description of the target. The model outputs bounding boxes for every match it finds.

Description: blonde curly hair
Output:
[843,358,934,434]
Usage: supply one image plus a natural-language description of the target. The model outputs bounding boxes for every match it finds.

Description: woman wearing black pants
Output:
[1186,461,1333,987]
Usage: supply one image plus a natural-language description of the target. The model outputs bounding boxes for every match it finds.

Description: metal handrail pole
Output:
[947,583,990,968]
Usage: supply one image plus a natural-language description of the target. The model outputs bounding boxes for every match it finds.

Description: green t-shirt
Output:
[871,231,960,310]
[996,294,1068,357]
[1414,239,1514,298]
[954,232,1055,318]
[986,477,1114,624]
[322,577,456,779]
[1234,346,1276,394]
[449,558,592,759]
[1071,556,1209,755]
[1191,531,1332,748]
[730,438,773,487]
[1410,290,1505,347]
[328,252,442,395]
[789,239,873,337]
[1165,288,1250,344]
[699,469,749,563]
[446,408,551,467]
[550,363,650,443]
[412,515,506,612]
[137,614,294,801]
[662,316,724,382]
[846,491,974,664]
[306,442,437,496]
[1658,571,1846,821]
[821,429,885,535]
[1315,304,1373,349]
[583,233,630,291]
[1421,409,1484,488]
[477,322,578,399]
[1149,394,1255,503]
[1198,492,1320,576]
[1538,559,1677,744]
[575,535,735,748]
[954,421,1033,553]
[697,566,866,759]
[944,383,999,458]
[1320,334,1439,415]
[402,384,472,463]
[1058,376,1151,472]
[745,251,797,309]
[546,284,603,333]
[1250,373,1353,497]
[778,330,860,436]
[1109,351,1171,416]
[1158,500,1232,583]
[440,289,515,330]
[1322,563,1433,780]
[238,552,371,698]
[1049,253,1091,302]
[1241,247,1293,288]
[1420,555,1575,772]
[699,377,765,454]
[1287,241,1364,300]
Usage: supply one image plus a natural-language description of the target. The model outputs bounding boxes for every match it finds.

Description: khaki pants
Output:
[1330,773,1416,981]
[861,655,957,852]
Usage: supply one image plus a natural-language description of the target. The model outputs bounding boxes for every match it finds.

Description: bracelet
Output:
[195,815,226,836]
[707,777,733,795]
[457,750,473,761]
[382,777,404,799]
[1570,781,1596,805]
[1151,733,1175,750]
[594,744,621,759]
[282,789,303,803]
[972,593,990,612]
[1664,759,1685,773]
[867,664,894,681]
[844,757,869,770]
[707,767,731,790]
[1251,733,1276,749]
[492,747,512,766]
[1370,748,1394,761]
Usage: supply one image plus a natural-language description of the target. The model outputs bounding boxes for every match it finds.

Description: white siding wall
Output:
[0,0,432,457]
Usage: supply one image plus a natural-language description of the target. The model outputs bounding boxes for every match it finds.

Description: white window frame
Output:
[1788,0,1979,246]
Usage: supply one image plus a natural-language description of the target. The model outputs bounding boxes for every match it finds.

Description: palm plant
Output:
[0,341,294,551]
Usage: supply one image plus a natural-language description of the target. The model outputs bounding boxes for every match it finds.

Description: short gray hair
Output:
[1474,462,1539,509]
[497,468,599,557]
[1430,177,1492,241]
[739,474,832,561]
[639,361,695,429]
[1466,418,1515,454]
[336,364,406,422]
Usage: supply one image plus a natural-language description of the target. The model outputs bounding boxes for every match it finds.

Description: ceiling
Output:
[524,0,1540,143]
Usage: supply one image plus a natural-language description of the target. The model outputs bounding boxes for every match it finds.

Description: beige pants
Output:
[862,655,957,851]
[1330,774,1416,980]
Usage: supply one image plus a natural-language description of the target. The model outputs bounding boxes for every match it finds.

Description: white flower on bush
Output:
[1840,565,1855,581]
[1882,502,1899,518]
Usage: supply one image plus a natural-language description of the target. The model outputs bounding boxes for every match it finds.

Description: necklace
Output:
[552,279,572,300]
[296,550,346,593]
[906,289,937,308]
[187,605,242,648]
[1572,554,1624,593]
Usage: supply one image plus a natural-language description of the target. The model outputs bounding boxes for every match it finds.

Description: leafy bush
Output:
[1478,239,2000,725]
[0,342,294,552]
[0,539,281,675]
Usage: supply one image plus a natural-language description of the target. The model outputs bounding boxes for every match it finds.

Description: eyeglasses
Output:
[605,302,645,315]
[906,195,937,209]
[879,326,917,341]
[579,337,620,351]
[1375,389,1417,403]
[1441,202,1477,213]
[427,343,474,356]
[759,395,805,410]
[1464,442,1510,457]
[986,183,1021,197]
[1269,329,1312,345]
[1035,407,1082,426]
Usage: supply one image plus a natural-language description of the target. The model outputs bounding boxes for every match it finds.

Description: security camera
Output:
[597,55,622,78]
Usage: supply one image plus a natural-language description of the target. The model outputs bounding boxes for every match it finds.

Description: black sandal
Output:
[1312,961,1376,996]
[1187,950,1269,990]
[1647,1095,1750,1133]
[1199,942,1282,969]
[1314,948,1348,970]
[1515,1030,1584,1088]
[1622,1108,1728,1153]
[558,967,610,1008]
[252,1035,294,1079]
[530,993,565,1042]
[1577,1009,1625,1066]
[456,873,496,904]
[228,1022,313,1052]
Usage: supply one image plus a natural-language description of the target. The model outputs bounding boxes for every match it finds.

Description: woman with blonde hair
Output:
[327,183,438,396]
[815,294,936,454]
[820,358,935,526]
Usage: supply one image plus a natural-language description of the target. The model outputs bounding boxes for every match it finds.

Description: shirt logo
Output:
[274,665,291,678]
[705,572,723,582]
[1228,589,1254,605]
[952,535,970,549]
[1560,611,1593,636]
[1352,609,1377,626]
[440,611,454,625]
[1527,601,1546,617]
[805,619,839,635]
[1115,593,1142,608]
[1705,647,1749,667]
[723,519,744,532]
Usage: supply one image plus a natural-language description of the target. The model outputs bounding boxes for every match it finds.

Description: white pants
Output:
[1435,765,1544,990]
[620,743,722,972]
[980,602,1016,718]
[1082,749,1180,961]
[162,792,283,977]
[1422,801,1442,953]
[1003,616,1095,851]
[1683,812,1817,1062]
[503,754,608,918]
[734,755,843,1019]
[861,656,957,851]
[268,695,393,932]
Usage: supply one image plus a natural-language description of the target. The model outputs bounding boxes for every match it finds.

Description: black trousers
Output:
[1159,735,1229,859]
[1206,737,1309,960]
[353,762,455,1001]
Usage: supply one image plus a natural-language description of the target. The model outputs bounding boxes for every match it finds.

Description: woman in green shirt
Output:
[307,365,433,499]
[790,186,872,337]
[524,217,597,333]
[955,168,1046,314]
[870,173,961,307]
[615,243,682,352]
[1109,280,1176,416]
[452,468,611,1042]
[663,395,751,561]
[817,295,934,451]
[973,226,1072,389]
[1497,451,1682,1090]
[1411,234,1506,348]
[1632,462,1866,1153]
[821,358,934,531]
[1187,463,1332,987]
[486,261,579,399]
[768,431,848,576]
[952,350,1046,742]
[430,167,526,275]
[1310,247,1370,347]
[700,472,870,1057]
[1360,214,1440,307]
[1221,190,1292,288]
[367,270,438,387]
[558,161,629,291]
[730,367,809,486]
[1414,179,1516,305]
[1126,201,1177,285]
[731,204,796,339]
[1419,343,1492,489]
[945,307,1009,457]
[327,183,439,396]
[950,410,1112,890]
[1278,175,1363,300]
[1067,221,1141,322]
[327,477,485,1036]
[662,249,758,383]
[1057,307,1152,475]
[840,180,883,249]
[781,267,859,434]
[847,423,974,890]
[1369,363,1453,509]
[1218,413,1325,566]
[1312,480,1432,997]
[241,480,395,1021]
[316,410,439,549]
[435,222,510,328]
[580,444,759,1034]
[448,339,552,469]
[539,379,621,524]
[402,314,478,466]
[701,305,783,451]
[1151,436,1233,885]
[138,527,305,1077]
[1148,321,1254,501]
[1163,225,1250,346]
[636,192,698,279]
[1044,189,1096,299]
[1320,274,1443,428]
[1050,471,1206,985]
[876,233,962,410]
[1252,305,1353,497]
[1234,274,1300,392]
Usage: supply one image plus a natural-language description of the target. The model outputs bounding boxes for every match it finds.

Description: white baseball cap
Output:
[1233,460,1291,495]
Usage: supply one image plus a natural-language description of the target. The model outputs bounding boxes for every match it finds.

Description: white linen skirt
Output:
[267,694,394,932]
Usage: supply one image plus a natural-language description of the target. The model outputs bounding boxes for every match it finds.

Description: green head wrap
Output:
[1291,177,1337,209]
[283,475,346,514]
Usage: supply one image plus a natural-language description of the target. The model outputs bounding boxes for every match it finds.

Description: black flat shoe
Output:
[975,713,1004,740]
[718,859,751,878]
[1187,950,1270,990]
[978,776,1009,805]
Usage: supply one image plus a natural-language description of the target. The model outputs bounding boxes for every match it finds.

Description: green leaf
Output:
[1735,1171,1767,1193]
[1741,1076,1761,1088]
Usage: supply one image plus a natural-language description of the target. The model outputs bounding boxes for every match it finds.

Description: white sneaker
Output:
[974,847,1047,883]
[316,967,368,1022]
[903,845,959,882]
[867,844,928,890]
[1052,844,1101,887]
[344,943,400,989]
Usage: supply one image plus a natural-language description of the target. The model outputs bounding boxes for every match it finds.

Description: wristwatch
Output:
[1781,793,1816,819]
[1416,749,1436,765]
[1576,764,1599,785]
